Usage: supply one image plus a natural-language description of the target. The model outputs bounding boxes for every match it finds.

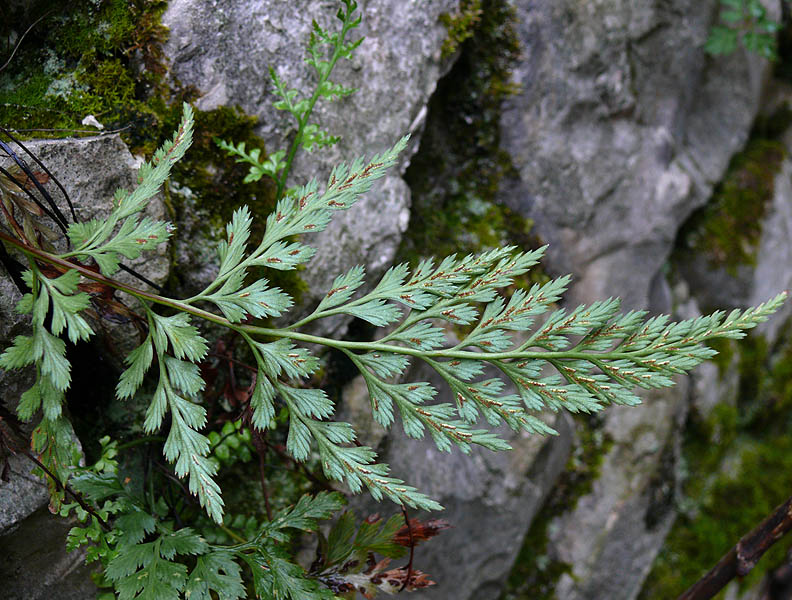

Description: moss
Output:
[401,0,543,285]
[1,0,168,134]
[439,0,483,59]
[501,416,614,600]
[1,3,306,302]
[640,327,792,598]
[674,133,785,276]
[149,101,308,302]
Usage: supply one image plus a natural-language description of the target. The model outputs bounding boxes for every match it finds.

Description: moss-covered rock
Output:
[0,0,167,134]
[400,0,540,270]
[640,325,792,598]
[675,134,786,276]
[501,415,614,600]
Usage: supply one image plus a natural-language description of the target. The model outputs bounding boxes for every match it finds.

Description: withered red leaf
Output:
[393,518,451,547]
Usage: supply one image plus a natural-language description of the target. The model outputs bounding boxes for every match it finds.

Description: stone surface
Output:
[550,384,688,600]
[0,454,48,536]
[0,507,98,600]
[5,134,171,290]
[494,2,774,598]
[162,0,456,324]
[499,0,769,311]
[671,119,792,344]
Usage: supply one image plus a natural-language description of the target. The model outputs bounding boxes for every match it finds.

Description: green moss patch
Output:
[401,0,543,281]
[1,0,167,134]
[439,0,483,59]
[640,328,792,598]
[675,131,786,275]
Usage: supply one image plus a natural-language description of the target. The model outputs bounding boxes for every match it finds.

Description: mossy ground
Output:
[1,0,168,135]
[674,133,785,276]
[639,328,792,598]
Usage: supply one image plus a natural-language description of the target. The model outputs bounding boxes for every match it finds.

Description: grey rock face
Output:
[0,507,98,600]
[7,134,171,286]
[163,0,456,320]
[500,0,768,311]
[676,119,792,343]
[550,385,688,600]
[497,1,772,598]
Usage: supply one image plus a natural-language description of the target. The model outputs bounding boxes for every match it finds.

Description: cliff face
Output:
[2,1,791,598]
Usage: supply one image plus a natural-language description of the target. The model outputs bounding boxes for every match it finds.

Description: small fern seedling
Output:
[215,0,361,198]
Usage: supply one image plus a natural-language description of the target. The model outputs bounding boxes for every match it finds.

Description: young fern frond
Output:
[215,0,363,196]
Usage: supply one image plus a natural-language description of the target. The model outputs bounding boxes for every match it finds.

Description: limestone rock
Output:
[495,2,773,598]
[5,134,171,288]
[499,0,769,311]
[0,507,98,600]
[550,385,688,600]
[672,122,792,345]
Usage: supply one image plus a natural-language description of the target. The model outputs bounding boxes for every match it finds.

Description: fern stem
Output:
[275,8,357,200]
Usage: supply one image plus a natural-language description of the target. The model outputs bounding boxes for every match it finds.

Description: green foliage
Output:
[706,0,781,60]
[1,2,788,598]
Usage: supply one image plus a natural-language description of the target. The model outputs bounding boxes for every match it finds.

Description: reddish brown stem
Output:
[678,494,792,600]
[399,504,414,593]
[258,447,273,521]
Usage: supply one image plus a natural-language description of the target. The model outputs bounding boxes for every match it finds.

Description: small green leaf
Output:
[117,336,154,400]
[185,551,245,600]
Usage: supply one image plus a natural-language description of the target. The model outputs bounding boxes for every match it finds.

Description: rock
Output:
[499,0,769,311]
[493,2,774,597]
[550,384,689,600]
[0,454,48,536]
[0,507,98,600]
[672,119,792,345]
[162,0,458,327]
[4,134,171,288]
[747,126,792,342]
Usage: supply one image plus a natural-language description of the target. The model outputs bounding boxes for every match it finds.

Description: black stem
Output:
[1,128,78,222]
[0,162,68,236]
[23,450,111,531]
[0,140,71,229]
